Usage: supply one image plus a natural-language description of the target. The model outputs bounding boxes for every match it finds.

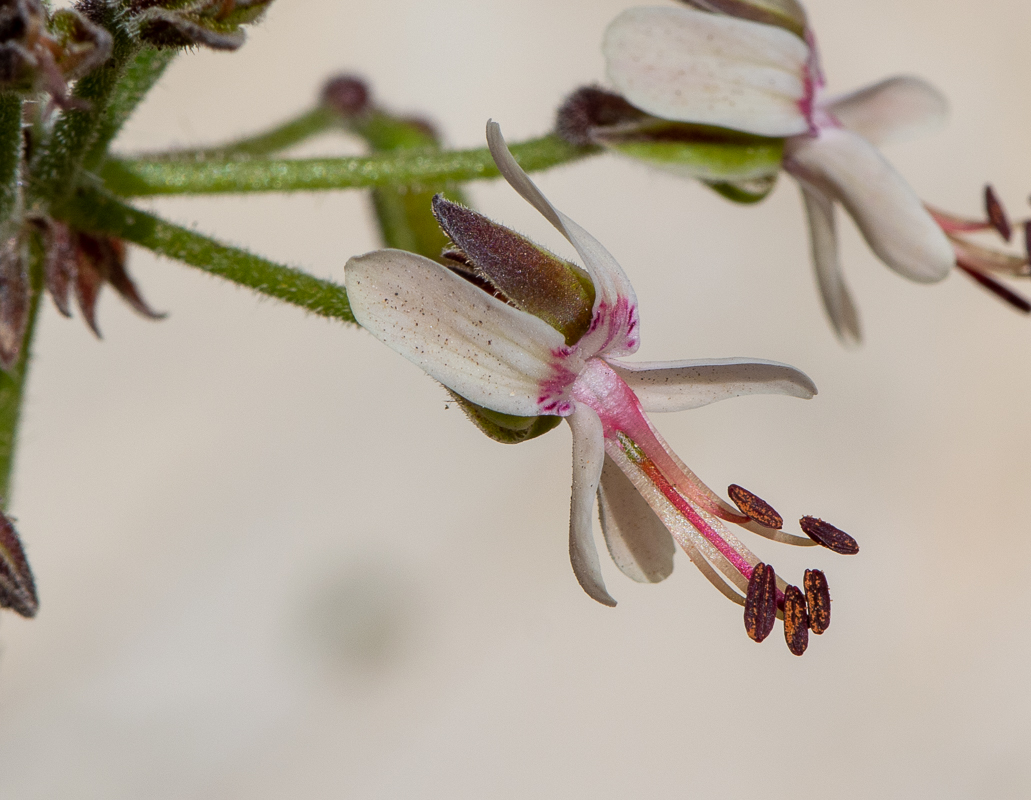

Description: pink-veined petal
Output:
[824,76,948,147]
[799,182,862,345]
[567,405,616,606]
[603,6,811,137]
[346,249,575,416]
[487,121,640,358]
[598,455,675,583]
[784,128,954,283]
[606,356,816,412]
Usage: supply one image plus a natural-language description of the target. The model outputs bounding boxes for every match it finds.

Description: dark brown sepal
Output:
[105,239,165,320]
[728,483,783,529]
[799,516,859,555]
[782,584,809,655]
[555,86,649,146]
[430,195,595,345]
[0,236,28,372]
[804,568,830,634]
[984,184,1012,242]
[0,508,38,617]
[744,562,777,643]
[42,218,75,317]
[73,232,106,337]
[320,74,370,117]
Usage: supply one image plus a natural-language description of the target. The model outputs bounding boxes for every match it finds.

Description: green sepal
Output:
[704,173,779,204]
[449,392,562,445]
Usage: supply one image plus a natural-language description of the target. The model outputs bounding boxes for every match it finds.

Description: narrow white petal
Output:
[598,455,675,583]
[603,6,811,137]
[567,406,616,606]
[784,128,954,283]
[487,122,640,357]
[799,183,862,345]
[825,76,948,147]
[607,357,816,412]
[346,249,571,416]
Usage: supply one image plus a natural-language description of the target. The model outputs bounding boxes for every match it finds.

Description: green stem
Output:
[100,135,599,196]
[58,188,354,323]
[0,93,22,231]
[0,239,43,504]
[143,106,339,161]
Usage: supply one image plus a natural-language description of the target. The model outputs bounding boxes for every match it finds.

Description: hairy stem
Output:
[100,135,599,196]
[58,188,354,322]
[0,237,43,504]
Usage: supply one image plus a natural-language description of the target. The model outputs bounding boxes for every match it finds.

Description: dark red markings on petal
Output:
[728,484,783,529]
[985,184,1012,242]
[956,262,1031,314]
[804,569,831,634]
[799,517,859,555]
[0,509,37,617]
[782,585,809,656]
[744,562,777,643]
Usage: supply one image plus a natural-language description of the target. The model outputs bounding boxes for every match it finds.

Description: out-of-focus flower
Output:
[345,121,856,654]
[591,2,955,344]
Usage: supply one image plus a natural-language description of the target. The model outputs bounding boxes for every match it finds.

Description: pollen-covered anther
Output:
[744,562,777,643]
[984,184,1012,242]
[799,516,859,555]
[804,568,830,634]
[782,584,809,655]
[727,483,783,529]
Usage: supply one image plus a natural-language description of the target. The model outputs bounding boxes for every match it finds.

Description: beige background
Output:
[0,0,1029,796]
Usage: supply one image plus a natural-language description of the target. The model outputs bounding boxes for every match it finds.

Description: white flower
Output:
[345,121,853,653]
[603,4,956,344]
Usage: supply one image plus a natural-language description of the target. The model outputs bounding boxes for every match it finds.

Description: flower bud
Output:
[678,0,807,38]
[321,74,371,118]
[556,86,784,201]
[130,0,275,51]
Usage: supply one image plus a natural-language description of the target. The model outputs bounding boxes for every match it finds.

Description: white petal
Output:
[784,128,954,283]
[606,357,817,412]
[486,121,640,358]
[799,183,862,345]
[598,455,675,583]
[603,6,811,137]
[567,406,616,606]
[345,249,571,416]
[824,76,948,147]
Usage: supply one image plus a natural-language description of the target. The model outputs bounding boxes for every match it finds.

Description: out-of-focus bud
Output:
[129,0,275,51]
[678,0,807,38]
[320,74,371,119]
[432,194,595,346]
[0,0,110,105]
[0,507,37,617]
[0,234,28,371]
[556,86,784,203]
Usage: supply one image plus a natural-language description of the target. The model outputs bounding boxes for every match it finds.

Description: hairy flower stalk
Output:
[594,1,956,344]
[346,121,856,653]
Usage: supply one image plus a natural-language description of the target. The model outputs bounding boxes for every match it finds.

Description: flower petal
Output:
[598,455,675,583]
[603,6,811,137]
[567,406,617,606]
[346,249,572,416]
[784,128,954,283]
[606,356,817,412]
[825,76,948,147]
[799,183,862,345]
[487,121,640,358]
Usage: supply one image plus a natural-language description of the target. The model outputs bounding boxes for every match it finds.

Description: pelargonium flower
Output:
[345,121,857,654]
[589,0,955,344]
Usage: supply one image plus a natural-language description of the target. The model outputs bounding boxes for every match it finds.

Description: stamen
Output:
[728,484,783,530]
[782,585,809,656]
[804,569,831,634]
[799,516,859,555]
[984,185,1012,242]
[956,262,1031,314]
[744,562,777,643]
[1025,220,1031,262]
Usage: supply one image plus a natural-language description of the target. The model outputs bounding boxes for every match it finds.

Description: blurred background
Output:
[0,0,1029,796]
